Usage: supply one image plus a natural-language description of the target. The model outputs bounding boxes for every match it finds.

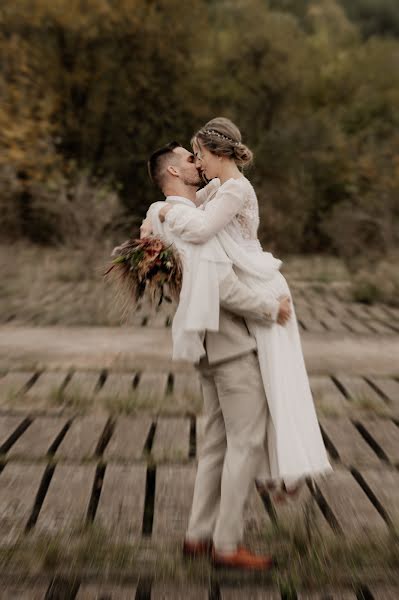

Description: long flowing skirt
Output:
[248,271,332,487]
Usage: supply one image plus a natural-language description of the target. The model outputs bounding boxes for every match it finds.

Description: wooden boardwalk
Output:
[0,286,398,598]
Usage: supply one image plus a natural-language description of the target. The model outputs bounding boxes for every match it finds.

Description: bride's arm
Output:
[195,178,220,206]
[165,179,245,243]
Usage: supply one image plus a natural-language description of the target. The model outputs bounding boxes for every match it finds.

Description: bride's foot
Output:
[256,479,304,504]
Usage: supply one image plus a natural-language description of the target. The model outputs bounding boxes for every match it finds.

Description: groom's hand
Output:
[159,203,173,223]
[277,296,291,325]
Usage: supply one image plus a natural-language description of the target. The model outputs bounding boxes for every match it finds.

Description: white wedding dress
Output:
[164,176,332,487]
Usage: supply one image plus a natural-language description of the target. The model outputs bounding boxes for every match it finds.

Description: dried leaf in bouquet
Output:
[104,236,182,319]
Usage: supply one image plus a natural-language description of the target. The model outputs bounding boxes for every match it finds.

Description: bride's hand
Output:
[159,203,173,223]
[277,296,291,325]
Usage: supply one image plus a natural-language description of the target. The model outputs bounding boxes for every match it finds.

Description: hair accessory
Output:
[201,129,241,147]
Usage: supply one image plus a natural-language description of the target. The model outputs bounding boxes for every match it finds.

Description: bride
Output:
[157,117,332,491]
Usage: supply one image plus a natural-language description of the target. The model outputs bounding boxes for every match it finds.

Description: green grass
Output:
[0,522,397,588]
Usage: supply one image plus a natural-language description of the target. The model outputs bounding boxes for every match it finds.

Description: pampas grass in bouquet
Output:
[104,236,182,319]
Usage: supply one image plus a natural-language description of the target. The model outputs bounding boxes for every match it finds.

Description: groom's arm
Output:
[219,271,280,323]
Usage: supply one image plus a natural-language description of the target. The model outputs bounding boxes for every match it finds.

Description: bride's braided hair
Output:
[192,117,253,168]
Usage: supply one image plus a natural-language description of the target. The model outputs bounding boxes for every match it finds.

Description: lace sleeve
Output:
[195,178,220,206]
[165,178,246,244]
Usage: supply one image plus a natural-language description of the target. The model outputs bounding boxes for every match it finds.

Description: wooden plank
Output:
[152,417,190,462]
[0,584,49,599]
[8,417,68,459]
[95,464,146,541]
[152,585,208,599]
[361,469,399,526]
[221,588,280,599]
[0,463,45,544]
[311,307,348,333]
[76,584,137,599]
[104,416,152,461]
[367,586,399,600]
[153,464,196,538]
[173,372,202,409]
[334,376,385,408]
[23,371,68,405]
[0,372,34,405]
[0,416,27,449]
[296,310,326,333]
[367,320,396,335]
[95,373,135,402]
[244,487,271,539]
[269,483,328,535]
[36,464,95,534]
[298,590,356,599]
[310,376,347,415]
[56,415,108,460]
[357,418,399,465]
[319,417,381,467]
[341,318,374,334]
[62,371,101,404]
[368,378,399,410]
[317,470,386,536]
[136,372,168,406]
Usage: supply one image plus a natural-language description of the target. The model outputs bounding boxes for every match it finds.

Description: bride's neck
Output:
[218,160,243,185]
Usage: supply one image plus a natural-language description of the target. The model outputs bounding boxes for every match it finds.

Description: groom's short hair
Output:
[148,141,182,189]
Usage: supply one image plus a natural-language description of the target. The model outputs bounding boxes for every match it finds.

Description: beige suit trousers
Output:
[186,351,270,552]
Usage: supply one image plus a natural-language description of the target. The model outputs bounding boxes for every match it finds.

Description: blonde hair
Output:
[192,117,253,168]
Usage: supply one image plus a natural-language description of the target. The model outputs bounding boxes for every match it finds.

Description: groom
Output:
[144,141,290,570]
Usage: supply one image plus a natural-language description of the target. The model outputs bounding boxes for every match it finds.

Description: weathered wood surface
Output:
[356,418,399,465]
[360,469,399,527]
[56,415,108,460]
[23,371,68,405]
[76,583,137,599]
[319,417,381,467]
[297,590,356,599]
[368,377,399,410]
[151,585,208,599]
[7,417,68,459]
[220,588,280,599]
[136,372,168,409]
[95,464,146,540]
[316,470,387,536]
[0,415,28,451]
[96,373,136,403]
[104,416,153,461]
[337,376,385,407]
[367,586,399,599]
[173,372,201,404]
[152,417,190,462]
[152,465,196,539]
[36,464,95,534]
[269,483,328,535]
[0,372,34,405]
[0,584,49,599]
[62,371,101,404]
[0,463,45,544]
[310,377,347,414]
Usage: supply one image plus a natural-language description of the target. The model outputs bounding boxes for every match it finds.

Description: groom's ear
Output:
[166,164,180,178]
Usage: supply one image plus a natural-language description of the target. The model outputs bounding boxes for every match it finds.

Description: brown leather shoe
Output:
[212,545,274,571]
[182,538,213,558]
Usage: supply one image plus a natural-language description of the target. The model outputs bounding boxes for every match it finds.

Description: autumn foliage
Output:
[0,0,398,263]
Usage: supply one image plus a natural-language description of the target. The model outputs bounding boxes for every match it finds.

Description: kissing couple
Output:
[140,117,332,571]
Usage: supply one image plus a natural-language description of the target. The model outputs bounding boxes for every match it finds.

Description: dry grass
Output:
[1,242,136,326]
[0,521,397,588]
[281,255,350,283]
[3,244,399,326]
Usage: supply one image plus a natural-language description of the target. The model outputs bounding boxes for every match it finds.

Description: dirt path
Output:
[1,325,398,375]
